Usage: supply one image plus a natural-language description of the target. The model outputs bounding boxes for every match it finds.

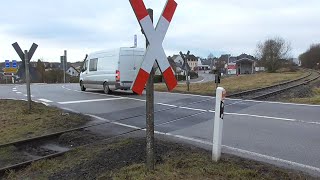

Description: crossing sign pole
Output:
[12,42,38,112]
[145,8,155,171]
[129,0,178,171]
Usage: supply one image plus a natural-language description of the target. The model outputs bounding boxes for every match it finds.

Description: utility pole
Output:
[180,51,190,91]
[61,56,66,83]
[64,50,67,83]
[145,8,155,171]
[24,50,31,111]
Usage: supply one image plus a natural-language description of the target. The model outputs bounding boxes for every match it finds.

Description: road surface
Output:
[1,83,320,176]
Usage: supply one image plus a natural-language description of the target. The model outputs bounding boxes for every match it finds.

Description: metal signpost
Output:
[180,51,191,91]
[129,0,178,170]
[60,50,67,83]
[12,42,38,112]
[61,56,66,83]
[215,72,221,90]
[212,87,226,162]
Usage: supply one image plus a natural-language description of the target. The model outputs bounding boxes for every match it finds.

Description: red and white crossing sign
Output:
[130,0,178,95]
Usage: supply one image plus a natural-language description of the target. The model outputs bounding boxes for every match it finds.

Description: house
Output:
[197,60,210,71]
[226,54,257,75]
[66,66,80,77]
[170,55,190,75]
[172,53,199,71]
[155,57,179,75]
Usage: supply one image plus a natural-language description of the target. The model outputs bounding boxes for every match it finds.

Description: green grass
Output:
[0,100,88,144]
[288,87,320,105]
[155,71,306,96]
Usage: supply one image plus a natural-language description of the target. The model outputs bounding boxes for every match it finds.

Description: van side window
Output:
[82,60,88,72]
[89,58,98,71]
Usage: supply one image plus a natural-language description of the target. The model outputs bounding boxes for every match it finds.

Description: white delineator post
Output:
[212,87,226,162]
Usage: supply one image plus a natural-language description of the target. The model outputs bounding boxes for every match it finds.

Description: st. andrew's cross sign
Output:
[129,0,178,95]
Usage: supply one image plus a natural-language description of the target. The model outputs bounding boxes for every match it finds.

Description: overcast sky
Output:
[0,0,319,62]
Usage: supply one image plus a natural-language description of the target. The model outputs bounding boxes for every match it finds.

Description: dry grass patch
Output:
[288,87,320,105]
[155,71,306,96]
[0,100,88,144]
[5,138,315,180]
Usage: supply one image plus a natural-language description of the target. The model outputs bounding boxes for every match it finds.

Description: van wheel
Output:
[80,82,86,91]
[103,83,112,94]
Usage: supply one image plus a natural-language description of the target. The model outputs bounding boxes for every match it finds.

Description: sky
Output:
[0,0,319,62]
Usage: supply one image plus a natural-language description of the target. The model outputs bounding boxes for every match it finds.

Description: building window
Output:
[89,58,98,71]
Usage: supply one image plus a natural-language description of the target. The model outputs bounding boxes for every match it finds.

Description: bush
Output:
[189,71,198,79]
[176,75,186,81]
[68,76,79,83]
[154,75,163,83]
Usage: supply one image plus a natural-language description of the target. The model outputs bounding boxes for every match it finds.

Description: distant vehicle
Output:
[79,47,144,94]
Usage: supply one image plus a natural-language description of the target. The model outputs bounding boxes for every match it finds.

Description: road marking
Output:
[61,85,319,125]
[38,98,53,103]
[16,92,22,94]
[58,98,125,105]
[12,88,17,90]
[86,113,320,175]
[86,114,111,122]
[228,98,320,107]
[157,91,214,99]
[158,103,320,126]
[157,103,178,107]
[61,85,146,102]
[226,112,320,126]
[157,91,320,107]
[41,102,50,106]
[60,107,80,113]
[157,112,207,126]
[226,112,297,122]
[12,89,17,92]
[179,106,208,112]
[24,94,34,97]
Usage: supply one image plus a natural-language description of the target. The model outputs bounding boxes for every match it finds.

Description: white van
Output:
[79,47,144,94]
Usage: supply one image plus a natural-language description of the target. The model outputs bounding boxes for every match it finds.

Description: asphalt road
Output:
[1,83,320,176]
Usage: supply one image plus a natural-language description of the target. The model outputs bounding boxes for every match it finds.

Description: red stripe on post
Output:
[162,0,177,22]
[132,68,150,95]
[129,0,149,21]
[163,67,177,91]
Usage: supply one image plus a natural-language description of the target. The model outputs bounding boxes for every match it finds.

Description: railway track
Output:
[228,71,320,100]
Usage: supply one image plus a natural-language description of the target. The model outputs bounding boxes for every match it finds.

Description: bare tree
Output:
[299,44,320,69]
[36,59,45,83]
[256,37,292,73]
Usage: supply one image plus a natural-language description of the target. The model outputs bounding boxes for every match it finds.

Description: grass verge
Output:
[0,100,89,144]
[155,71,305,96]
[4,138,316,180]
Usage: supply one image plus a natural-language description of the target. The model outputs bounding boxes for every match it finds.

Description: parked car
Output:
[79,47,144,94]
